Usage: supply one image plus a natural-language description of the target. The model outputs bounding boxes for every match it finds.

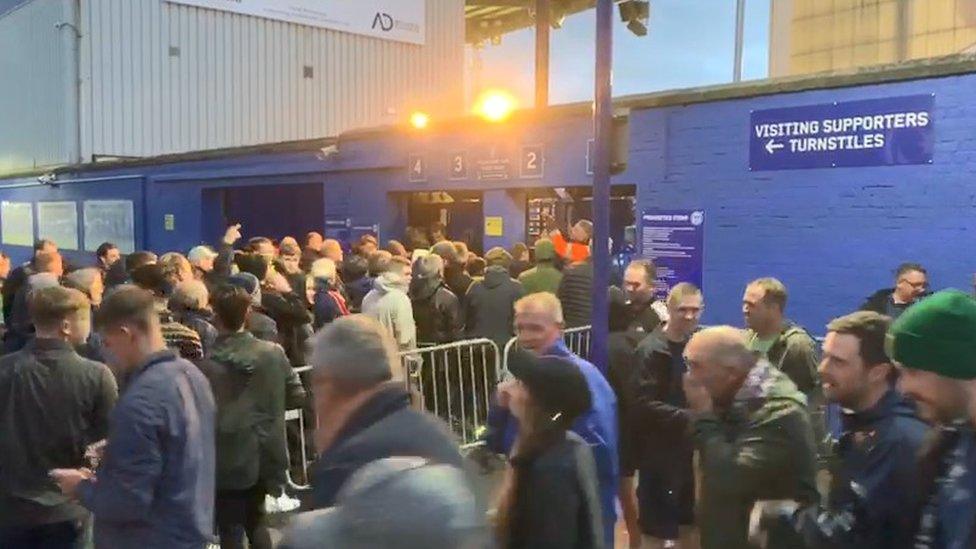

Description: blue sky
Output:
[473,0,771,107]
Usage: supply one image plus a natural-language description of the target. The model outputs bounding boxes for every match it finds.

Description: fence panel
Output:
[398,338,502,449]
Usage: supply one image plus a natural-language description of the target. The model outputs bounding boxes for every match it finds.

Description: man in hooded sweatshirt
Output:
[197,286,304,549]
[517,238,562,295]
[464,247,525,350]
[362,256,416,354]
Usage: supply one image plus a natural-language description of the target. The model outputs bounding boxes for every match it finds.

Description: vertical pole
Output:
[733,0,746,82]
[591,0,613,373]
[535,0,551,109]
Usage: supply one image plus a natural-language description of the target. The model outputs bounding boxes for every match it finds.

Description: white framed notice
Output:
[1,202,34,247]
[84,200,135,254]
[37,201,80,250]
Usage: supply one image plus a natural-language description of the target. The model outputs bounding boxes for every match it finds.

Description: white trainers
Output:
[276,494,301,513]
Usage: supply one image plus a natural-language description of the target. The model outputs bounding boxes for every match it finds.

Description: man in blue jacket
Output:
[51,285,216,549]
[487,291,619,547]
[755,311,930,548]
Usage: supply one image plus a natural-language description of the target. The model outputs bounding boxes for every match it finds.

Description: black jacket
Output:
[0,339,118,527]
[783,390,930,549]
[559,261,593,328]
[197,332,304,493]
[199,242,235,296]
[859,288,928,320]
[464,266,525,349]
[410,277,462,344]
[631,327,694,479]
[311,383,463,508]
[607,329,643,476]
[171,307,218,357]
[247,308,279,343]
[261,288,311,367]
[507,431,605,549]
[444,265,475,308]
[344,276,374,313]
[1,263,31,324]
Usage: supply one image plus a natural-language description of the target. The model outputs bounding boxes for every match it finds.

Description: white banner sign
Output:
[165,0,425,45]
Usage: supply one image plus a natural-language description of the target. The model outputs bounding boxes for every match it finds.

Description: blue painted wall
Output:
[626,72,976,333]
[0,177,146,267]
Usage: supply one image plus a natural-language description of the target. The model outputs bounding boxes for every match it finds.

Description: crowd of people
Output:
[0,216,974,549]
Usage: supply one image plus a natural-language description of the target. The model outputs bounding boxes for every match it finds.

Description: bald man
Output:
[682,327,819,549]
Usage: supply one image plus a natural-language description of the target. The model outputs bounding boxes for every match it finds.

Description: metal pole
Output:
[535,0,551,109]
[591,0,613,373]
[733,0,746,82]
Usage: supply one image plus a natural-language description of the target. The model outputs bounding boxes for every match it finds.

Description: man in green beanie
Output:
[517,239,562,295]
[888,289,976,549]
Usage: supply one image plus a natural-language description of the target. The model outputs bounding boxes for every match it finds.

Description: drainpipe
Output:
[56,0,82,165]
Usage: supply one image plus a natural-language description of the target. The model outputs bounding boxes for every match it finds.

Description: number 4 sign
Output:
[520,145,544,178]
[408,153,427,182]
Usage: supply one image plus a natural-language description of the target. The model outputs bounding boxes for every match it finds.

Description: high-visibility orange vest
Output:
[551,232,590,263]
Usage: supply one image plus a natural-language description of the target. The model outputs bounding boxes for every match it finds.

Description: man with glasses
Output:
[861,262,929,320]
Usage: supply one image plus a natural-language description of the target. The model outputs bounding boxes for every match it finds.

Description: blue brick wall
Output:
[627,73,976,333]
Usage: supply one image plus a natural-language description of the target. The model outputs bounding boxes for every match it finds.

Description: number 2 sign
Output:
[520,145,544,178]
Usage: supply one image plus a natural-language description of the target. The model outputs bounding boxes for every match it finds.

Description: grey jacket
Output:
[363,271,417,351]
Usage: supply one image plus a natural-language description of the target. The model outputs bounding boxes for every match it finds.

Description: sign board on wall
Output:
[84,200,135,254]
[38,202,79,250]
[484,216,503,237]
[750,94,934,170]
[641,209,705,299]
[165,0,425,45]
[1,202,33,247]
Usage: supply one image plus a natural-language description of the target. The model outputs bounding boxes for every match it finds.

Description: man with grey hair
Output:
[307,315,464,509]
[486,291,619,547]
[409,253,461,344]
[682,326,819,549]
[64,268,104,307]
[170,280,218,356]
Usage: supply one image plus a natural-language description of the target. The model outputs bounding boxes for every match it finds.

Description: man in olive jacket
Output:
[197,286,306,549]
[683,326,820,549]
[518,238,562,295]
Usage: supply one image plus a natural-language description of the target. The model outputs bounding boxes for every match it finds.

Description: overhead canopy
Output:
[465,0,595,44]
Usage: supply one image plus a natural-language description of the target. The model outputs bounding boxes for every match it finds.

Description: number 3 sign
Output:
[520,145,544,178]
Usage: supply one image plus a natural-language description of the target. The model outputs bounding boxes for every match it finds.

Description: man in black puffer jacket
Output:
[464,247,525,351]
[409,254,462,345]
[558,257,593,328]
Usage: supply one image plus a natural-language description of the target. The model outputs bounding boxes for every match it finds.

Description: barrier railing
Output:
[285,366,313,491]
[398,338,502,449]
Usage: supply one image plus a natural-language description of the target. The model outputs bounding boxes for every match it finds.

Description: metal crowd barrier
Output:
[285,366,313,491]
[398,338,502,449]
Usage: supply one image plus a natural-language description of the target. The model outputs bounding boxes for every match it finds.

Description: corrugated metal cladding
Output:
[79,0,464,159]
[0,0,70,172]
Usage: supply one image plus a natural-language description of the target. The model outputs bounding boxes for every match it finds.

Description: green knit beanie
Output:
[886,289,976,380]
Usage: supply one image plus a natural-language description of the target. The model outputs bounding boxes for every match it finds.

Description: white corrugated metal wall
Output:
[0,0,71,172]
[78,0,465,159]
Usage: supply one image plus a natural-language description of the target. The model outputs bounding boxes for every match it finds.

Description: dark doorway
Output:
[202,183,325,245]
[404,190,484,255]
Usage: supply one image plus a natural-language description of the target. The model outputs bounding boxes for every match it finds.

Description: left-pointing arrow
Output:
[765,138,784,154]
